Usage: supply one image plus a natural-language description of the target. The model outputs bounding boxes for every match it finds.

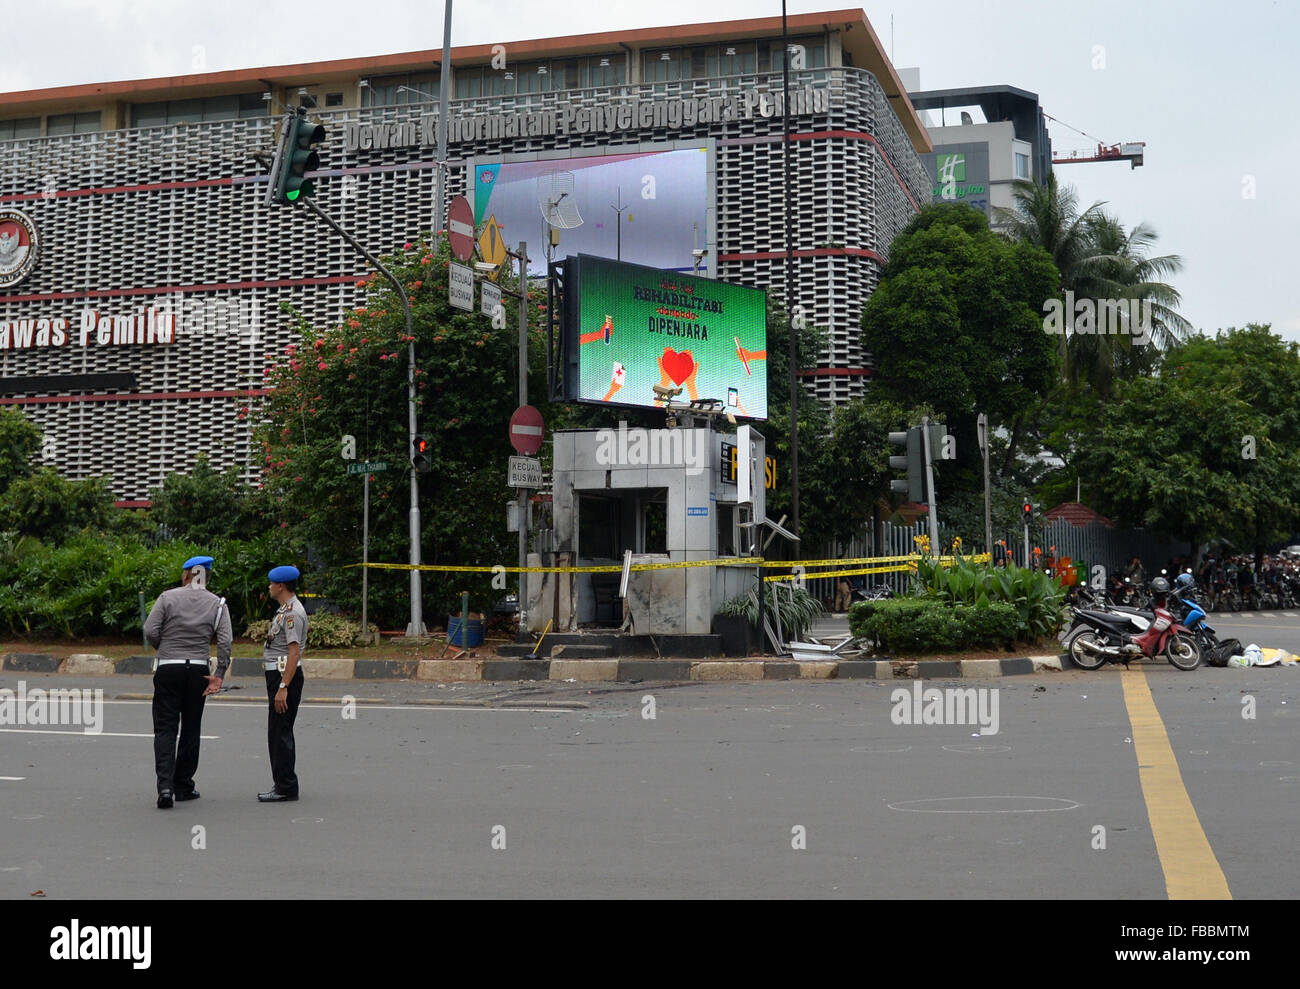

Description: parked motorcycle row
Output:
[1194,555,1300,612]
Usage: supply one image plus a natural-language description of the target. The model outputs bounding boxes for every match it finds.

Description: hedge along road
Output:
[0,668,1291,899]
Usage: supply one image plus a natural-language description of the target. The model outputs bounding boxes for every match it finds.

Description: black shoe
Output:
[175,790,200,802]
[257,789,298,802]
[157,790,174,809]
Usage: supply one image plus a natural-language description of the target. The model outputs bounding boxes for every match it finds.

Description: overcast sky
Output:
[3,0,1295,342]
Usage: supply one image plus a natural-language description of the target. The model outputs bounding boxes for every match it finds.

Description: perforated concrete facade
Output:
[0,65,926,500]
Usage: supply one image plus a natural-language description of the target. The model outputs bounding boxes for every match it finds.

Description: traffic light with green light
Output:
[267,107,325,205]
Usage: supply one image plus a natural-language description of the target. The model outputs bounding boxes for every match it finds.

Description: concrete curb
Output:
[4,652,1052,683]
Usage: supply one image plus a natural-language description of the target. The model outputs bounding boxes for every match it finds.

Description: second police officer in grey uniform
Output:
[145,554,232,809]
[258,564,308,802]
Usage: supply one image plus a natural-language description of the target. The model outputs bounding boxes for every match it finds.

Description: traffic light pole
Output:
[921,416,940,560]
[302,198,425,637]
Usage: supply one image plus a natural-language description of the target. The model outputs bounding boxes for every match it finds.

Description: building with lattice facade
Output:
[0,8,930,502]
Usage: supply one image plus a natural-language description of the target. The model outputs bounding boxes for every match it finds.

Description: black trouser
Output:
[153,663,209,795]
[265,668,304,796]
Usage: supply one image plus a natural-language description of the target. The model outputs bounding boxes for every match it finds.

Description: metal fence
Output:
[803,517,1190,605]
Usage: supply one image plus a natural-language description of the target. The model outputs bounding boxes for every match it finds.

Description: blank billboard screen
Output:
[472,146,708,277]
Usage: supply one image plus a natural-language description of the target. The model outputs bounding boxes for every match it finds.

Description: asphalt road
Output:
[1201,607,1300,655]
[2,654,1297,899]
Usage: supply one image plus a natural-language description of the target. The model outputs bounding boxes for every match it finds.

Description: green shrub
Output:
[850,598,1021,654]
[953,602,1019,649]
[0,529,300,639]
[719,580,824,642]
[912,555,1066,639]
[244,613,375,649]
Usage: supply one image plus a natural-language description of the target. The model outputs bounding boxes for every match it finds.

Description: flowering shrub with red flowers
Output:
[250,233,564,624]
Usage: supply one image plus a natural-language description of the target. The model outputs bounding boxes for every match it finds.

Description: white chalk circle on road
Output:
[850,745,912,753]
[886,796,1082,814]
[941,743,1011,754]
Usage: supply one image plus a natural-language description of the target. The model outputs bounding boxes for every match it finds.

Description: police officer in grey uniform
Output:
[145,555,232,809]
[259,565,308,802]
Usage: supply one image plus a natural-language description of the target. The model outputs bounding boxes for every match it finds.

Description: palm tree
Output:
[995,176,1190,397]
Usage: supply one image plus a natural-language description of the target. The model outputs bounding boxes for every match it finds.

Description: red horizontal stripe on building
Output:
[114,500,152,509]
[796,367,873,377]
[0,388,270,406]
[0,176,237,203]
[2,274,365,304]
[719,246,885,263]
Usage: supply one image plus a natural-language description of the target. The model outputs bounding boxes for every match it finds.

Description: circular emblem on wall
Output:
[0,208,39,290]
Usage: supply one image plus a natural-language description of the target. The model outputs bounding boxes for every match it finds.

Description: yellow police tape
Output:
[350,557,763,575]
[763,553,990,583]
[350,552,989,578]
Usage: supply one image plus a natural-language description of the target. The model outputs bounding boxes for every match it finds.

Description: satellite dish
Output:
[538,171,583,229]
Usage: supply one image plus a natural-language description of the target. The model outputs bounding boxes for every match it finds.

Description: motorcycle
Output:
[1062,597,1202,671]
[1106,576,1147,609]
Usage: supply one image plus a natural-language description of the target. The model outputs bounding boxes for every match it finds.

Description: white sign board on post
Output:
[449,262,474,311]
[480,280,502,319]
[507,456,543,488]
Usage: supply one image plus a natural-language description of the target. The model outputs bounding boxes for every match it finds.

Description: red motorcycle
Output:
[1064,588,1202,672]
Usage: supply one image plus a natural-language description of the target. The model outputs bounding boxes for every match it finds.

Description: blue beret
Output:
[183,555,214,571]
[268,565,300,583]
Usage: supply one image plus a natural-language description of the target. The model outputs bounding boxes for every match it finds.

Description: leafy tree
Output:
[1071,327,1300,554]
[254,233,564,626]
[0,407,42,496]
[1162,325,1300,559]
[149,453,267,544]
[861,202,1060,492]
[761,303,831,552]
[0,469,115,542]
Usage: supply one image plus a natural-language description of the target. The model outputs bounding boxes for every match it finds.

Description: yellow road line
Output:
[1121,666,1231,899]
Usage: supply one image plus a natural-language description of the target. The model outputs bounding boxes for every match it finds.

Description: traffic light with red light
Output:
[412,434,431,473]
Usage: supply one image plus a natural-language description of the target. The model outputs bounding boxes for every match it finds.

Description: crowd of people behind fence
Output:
[821,540,1300,613]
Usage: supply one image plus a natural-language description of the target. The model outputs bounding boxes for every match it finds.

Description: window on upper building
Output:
[771,36,828,72]
[706,43,757,77]
[583,56,626,88]
[132,94,267,127]
[0,116,44,140]
[361,73,440,107]
[238,92,270,117]
[46,111,102,135]
[325,92,344,108]
[643,49,684,84]
[1015,152,1031,179]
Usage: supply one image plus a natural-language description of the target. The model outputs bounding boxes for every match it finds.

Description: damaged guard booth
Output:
[526,423,766,636]
[532,253,773,642]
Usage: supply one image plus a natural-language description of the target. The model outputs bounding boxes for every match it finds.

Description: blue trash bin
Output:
[447,615,485,648]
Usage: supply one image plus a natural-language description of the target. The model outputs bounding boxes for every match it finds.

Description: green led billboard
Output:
[567,255,768,420]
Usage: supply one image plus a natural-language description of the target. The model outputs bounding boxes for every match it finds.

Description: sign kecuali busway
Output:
[508,456,542,488]
[449,263,474,311]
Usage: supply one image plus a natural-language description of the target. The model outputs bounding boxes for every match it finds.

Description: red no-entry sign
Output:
[447,195,475,261]
[509,405,545,455]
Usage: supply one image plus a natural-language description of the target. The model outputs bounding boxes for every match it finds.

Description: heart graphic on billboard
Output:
[661,349,696,385]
